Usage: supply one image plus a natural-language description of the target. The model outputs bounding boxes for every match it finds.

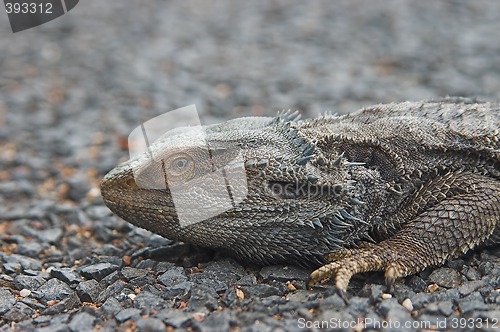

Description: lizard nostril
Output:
[126,178,138,188]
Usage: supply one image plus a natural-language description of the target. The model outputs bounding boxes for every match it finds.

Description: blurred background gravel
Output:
[0,0,499,331]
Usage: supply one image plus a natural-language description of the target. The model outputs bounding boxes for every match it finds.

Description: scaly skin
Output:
[101,97,500,299]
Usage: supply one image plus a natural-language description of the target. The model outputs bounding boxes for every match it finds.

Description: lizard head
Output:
[101,111,370,267]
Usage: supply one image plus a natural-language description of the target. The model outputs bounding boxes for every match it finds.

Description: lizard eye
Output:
[173,158,188,170]
[167,154,194,178]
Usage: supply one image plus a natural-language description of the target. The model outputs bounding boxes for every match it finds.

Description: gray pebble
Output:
[76,280,102,303]
[65,176,91,202]
[80,263,120,281]
[115,308,141,323]
[35,228,64,244]
[135,317,166,332]
[99,271,120,287]
[259,265,310,281]
[36,278,79,304]
[428,268,463,288]
[50,267,81,284]
[188,284,219,312]
[158,266,187,286]
[120,267,147,281]
[133,291,165,312]
[0,287,17,315]
[41,295,81,315]
[241,284,280,298]
[318,293,346,310]
[97,280,126,303]
[13,275,46,290]
[458,279,486,296]
[100,297,123,317]
[157,310,192,328]
[14,241,43,257]
[462,265,482,281]
[20,297,46,310]
[160,281,193,301]
[458,292,491,315]
[68,312,95,332]
[1,253,43,271]
[33,323,70,332]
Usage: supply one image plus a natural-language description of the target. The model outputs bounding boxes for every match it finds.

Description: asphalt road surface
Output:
[1,1,499,331]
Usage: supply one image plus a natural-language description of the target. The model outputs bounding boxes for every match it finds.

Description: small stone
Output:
[97,280,126,303]
[101,297,123,317]
[160,281,192,301]
[76,279,102,303]
[41,295,81,315]
[19,289,31,297]
[36,278,81,314]
[34,323,69,332]
[135,317,166,332]
[428,268,462,288]
[159,266,187,286]
[381,293,392,299]
[0,287,17,315]
[33,315,52,325]
[319,293,346,310]
[401,298,413,311]
[128,293,136,300]
[259,265,310,281]
[286,281,297,291]
[145,234,174,247]
[65,175,91,201]
[99,271,120,287]
[80,262,120,281]
[51,267,81,284]
[68,312,96,332]
[133,291,165,311]
[187,285,219,312]
[462,266,481,281]
[3,262,21,273]
[2,253,42,271]
[36,278,76,303]
[3,302,35,322]
[115,308,141,323]
[13,241,43,257]
[457,292,491,315]
[158,310,192,328]
[426,284,439,292]
[437,300,454,316]
[13,275,45,290]
[405,275,427,292]
[19,297,45,310]
[458,280,485,296]
[236,288,245,300]
[241,284,280,298]
[120,266,147,281]
[237,274,257,286]
[36,227,64,244]
[221,288,238,307]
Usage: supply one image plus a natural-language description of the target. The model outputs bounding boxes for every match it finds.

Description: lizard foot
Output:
[309,173,500,301]
[309,244,391,301]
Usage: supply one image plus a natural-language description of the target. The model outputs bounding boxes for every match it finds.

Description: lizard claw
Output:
[308,263,350,304]
[335,288,349,305]
[384,263,397,293]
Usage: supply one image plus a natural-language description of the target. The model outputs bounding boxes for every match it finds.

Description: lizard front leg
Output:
[309,172,500,299]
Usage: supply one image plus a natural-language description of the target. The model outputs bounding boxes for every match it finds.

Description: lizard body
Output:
[101,97,500,296]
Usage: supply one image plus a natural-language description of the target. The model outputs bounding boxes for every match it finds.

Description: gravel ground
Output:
[1,1,500,331]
